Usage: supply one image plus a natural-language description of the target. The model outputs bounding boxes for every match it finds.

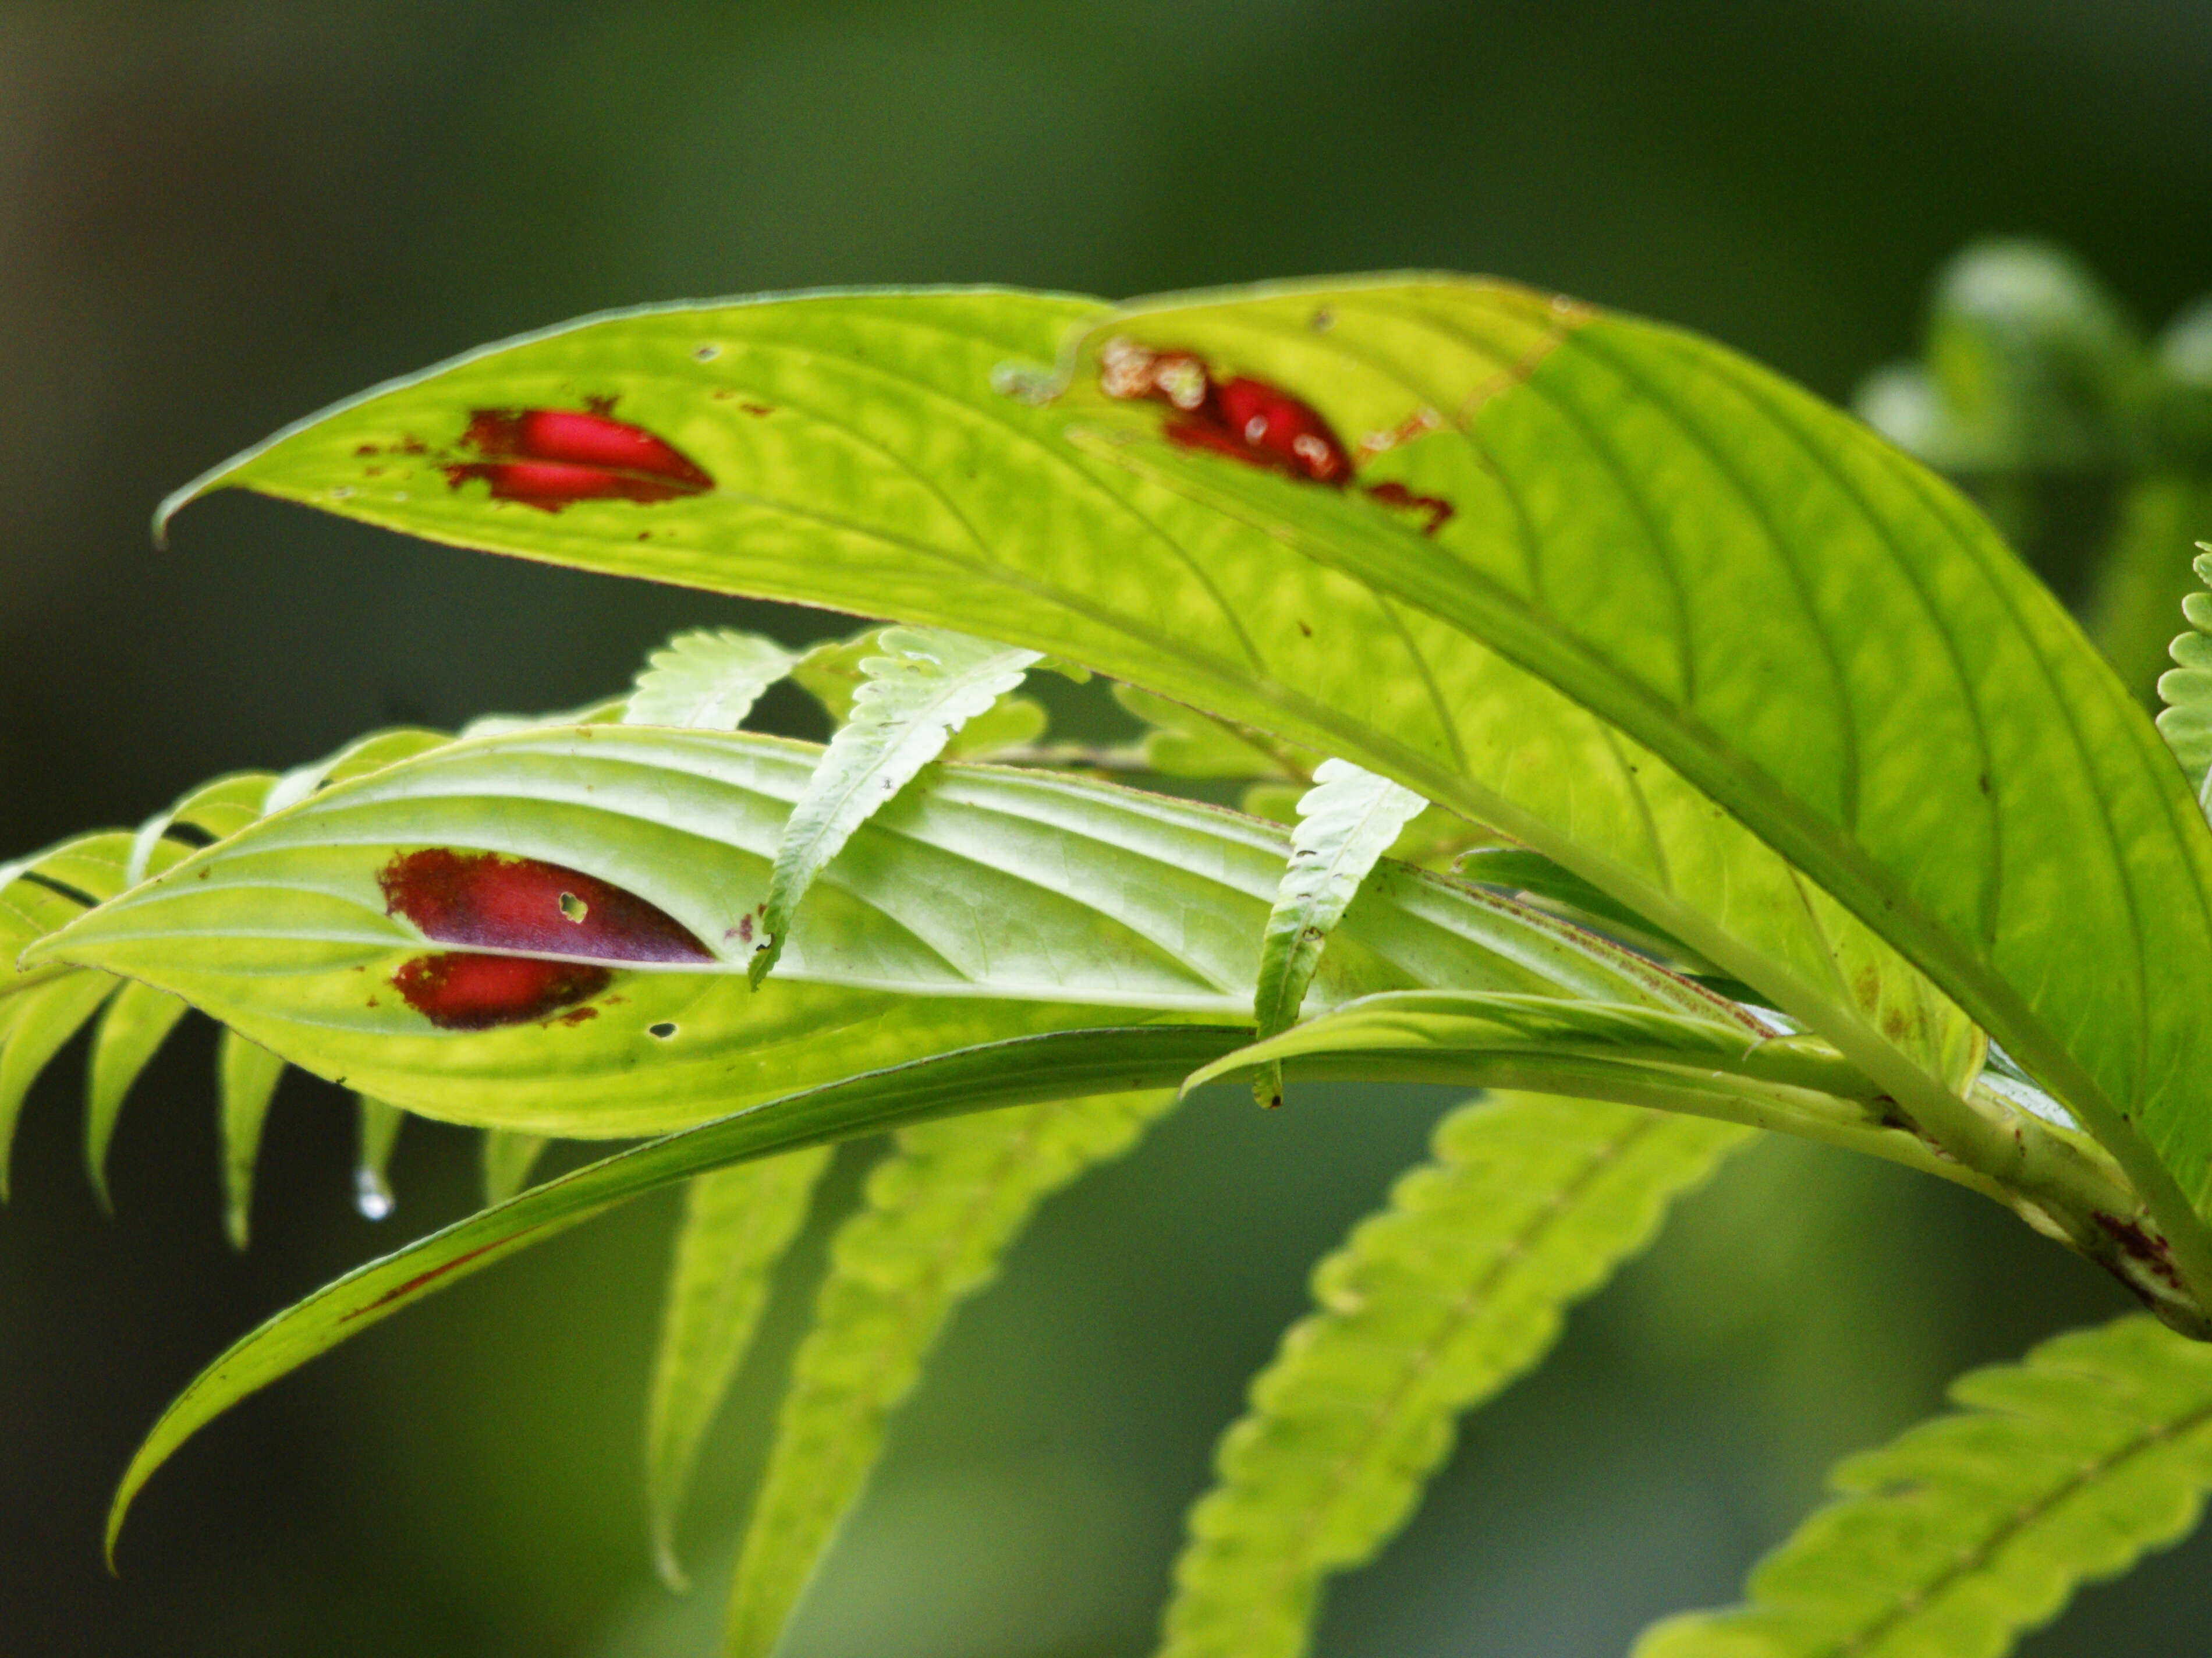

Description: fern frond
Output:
[353,1096,405,1221]
[2,972,118,1200]
[751,626,1042,983]
[625,629,801,732]
[481,1129,550,1206]
[2154,545,2212,807]
[1635,1314,2212,1658]
[218,1029,285,1249]
[1250,760,1429,1108]
[1157,1093,1747,1658]
[722,1089,1178,1658]
[85,982,189,1210]
[644,1148,833,1590]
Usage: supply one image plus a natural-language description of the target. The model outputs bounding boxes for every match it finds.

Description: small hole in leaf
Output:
[648,1021,678,1040]
[558,891,589,923]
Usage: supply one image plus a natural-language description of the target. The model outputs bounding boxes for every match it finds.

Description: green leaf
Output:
[752,626,1042,984]
[645,1149,832,1590]
[86,982,190,1210]
[218,1029,285,1249]
[1249,760,1428,1107]
[625,629,800,732]
[2155,547,2212,807]
[34,727,1710,1138]
[481,1129,550,1205]
[354,1095,405,1220]
[785,627,880,725]
[724,1089,1177,1658]
[938,691,1048,759]
[1,971,116,1199]
[1114,683,1306,780]
[166,283,2199,1278]
[1160,1092,1747,1658]
[1634,1315,2212,1658]
[104,1023,1243,1565]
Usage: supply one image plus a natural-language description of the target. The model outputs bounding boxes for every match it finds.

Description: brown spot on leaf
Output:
[391,952,612,1030]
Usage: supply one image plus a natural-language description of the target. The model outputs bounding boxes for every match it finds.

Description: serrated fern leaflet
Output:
[1159,1092,1746,1658]
[625,628,800,732]
[1635,1315,2212,1658]
[644,1148,832,1590]
[751,627,1042,984]
[722,1090,1177,1658]
[1248,759,1429,1107]
[2154,545,2212,813]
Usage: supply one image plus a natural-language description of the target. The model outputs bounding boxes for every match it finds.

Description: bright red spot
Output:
[1100,340,1352,484]
[444,403,712,512]
[391,952,613,1030]
[1097,339,1456,536]
[378,848,713,963]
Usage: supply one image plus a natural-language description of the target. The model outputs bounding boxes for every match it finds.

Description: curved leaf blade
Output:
[353,1095,404,1220]
[86,982,190,1210]
[34,728,1714,1136]
[102,1024,1243,1566]
[218,1030,285,1249]
[159,282,2193,1260]
[1159,1092,1746,1658]
[1,972,116,1199]
[722,1089,1176,1657]
[645,1147,832,1590]
[1635,1315,2212,1658]
[480,1129,550,1205]
[753,627,1041,983]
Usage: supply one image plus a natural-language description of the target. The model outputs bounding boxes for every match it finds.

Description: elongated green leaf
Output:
[86,982,190,1209]
[626,629,800,732]
[165,282,2197,1270]
[724,1088,1177,1658]
[353,1095,405,1220]
[481,1129,550,1205]
[104,1024,1244,1564]
[1160,1092,1747,1658]
[34,727,1718,1138]
[1114,684,1306,780]
[1635,1315,2212,1658]
[1249,760,1428,1107]
[2155,547,2212,806]
[753,627,1042,983]
[1,971,116,1198]
[218,1029,285,1248]
[646,1148,832,1590]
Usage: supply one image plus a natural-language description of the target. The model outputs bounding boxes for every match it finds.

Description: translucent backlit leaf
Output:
[723,1090,1177,1658]
[85,982,190,1210]
[644,1149,832,1590]
[1160,1092,1747,1658]
[218,1029,285,1249]
[1635,1316,2212,1658]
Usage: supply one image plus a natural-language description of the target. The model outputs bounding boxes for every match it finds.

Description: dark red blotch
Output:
[444,398,712,512]
[391,952,612,1030]
[1097,341,1455,535]
[380,848,714,962]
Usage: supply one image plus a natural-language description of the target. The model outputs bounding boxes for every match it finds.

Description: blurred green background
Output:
[4,2,2211,1653]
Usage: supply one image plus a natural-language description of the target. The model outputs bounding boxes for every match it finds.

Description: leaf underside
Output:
[1635,1315,2212,1658]
[1160,1091,1747,1658]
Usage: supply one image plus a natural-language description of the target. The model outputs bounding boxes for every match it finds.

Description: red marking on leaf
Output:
[443,403,712,512]
[557,1005,598,1028]
[338,1228,547,1321]
[1363,480,1456,536]
[378,848,711,963]
[391,953,612,1030]
[355,444,382,456]
[740,402,774,417]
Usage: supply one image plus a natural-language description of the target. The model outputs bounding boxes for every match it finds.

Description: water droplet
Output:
[355,1166,395,1221]
[694,343,721,362]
